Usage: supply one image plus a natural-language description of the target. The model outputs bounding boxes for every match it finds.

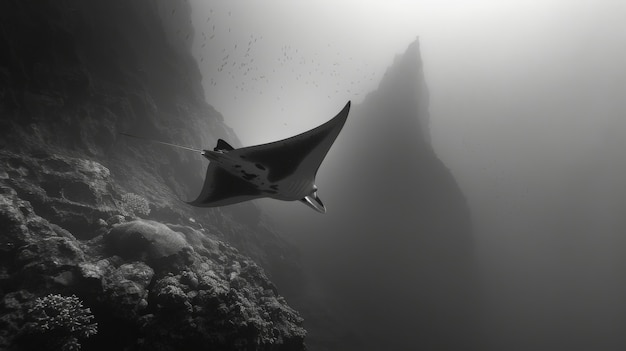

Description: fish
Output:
[121,101,350,213]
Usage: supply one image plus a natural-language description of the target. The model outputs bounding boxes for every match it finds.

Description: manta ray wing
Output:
[228,101,350,184]
[187,163,265,207]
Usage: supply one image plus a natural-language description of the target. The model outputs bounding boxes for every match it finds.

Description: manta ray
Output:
[122,101,350,213]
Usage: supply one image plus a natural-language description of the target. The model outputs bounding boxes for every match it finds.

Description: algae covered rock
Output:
[104,220,190,264]
[1,151,119,239]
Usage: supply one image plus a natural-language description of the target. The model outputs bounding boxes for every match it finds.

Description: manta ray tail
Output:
[120,132,204,153]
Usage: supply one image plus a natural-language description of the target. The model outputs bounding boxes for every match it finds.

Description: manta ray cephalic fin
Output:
[214,139,235,152]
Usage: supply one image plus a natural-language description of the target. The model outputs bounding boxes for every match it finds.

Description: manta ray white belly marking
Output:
[122,101,350,213]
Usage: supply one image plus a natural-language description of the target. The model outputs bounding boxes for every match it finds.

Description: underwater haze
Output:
[1,1,625,350]
[189,1,626,350]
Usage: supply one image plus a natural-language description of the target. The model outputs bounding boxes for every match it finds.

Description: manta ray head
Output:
[300,187,326,214]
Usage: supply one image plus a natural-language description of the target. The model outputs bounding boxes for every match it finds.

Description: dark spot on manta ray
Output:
[269,184,278,190]
[240,170,258,181]
[255,163,266,170]
[234,165,241,168]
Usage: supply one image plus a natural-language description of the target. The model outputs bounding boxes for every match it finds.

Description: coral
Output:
[119,193,151,217]
[25,294,97,351]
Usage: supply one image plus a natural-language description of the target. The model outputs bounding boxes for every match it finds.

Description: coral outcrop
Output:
[0,152,305,350]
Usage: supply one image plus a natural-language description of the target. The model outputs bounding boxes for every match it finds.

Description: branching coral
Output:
[26,294,97,351]
[119,192,151,217]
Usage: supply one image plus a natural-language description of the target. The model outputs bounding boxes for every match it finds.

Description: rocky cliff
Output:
[0,1,305,350]
[287,40,477,350]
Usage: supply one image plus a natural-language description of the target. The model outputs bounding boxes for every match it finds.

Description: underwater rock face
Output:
[0,151,118,240]
[0,1,306,349]
[0,0,302,293]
